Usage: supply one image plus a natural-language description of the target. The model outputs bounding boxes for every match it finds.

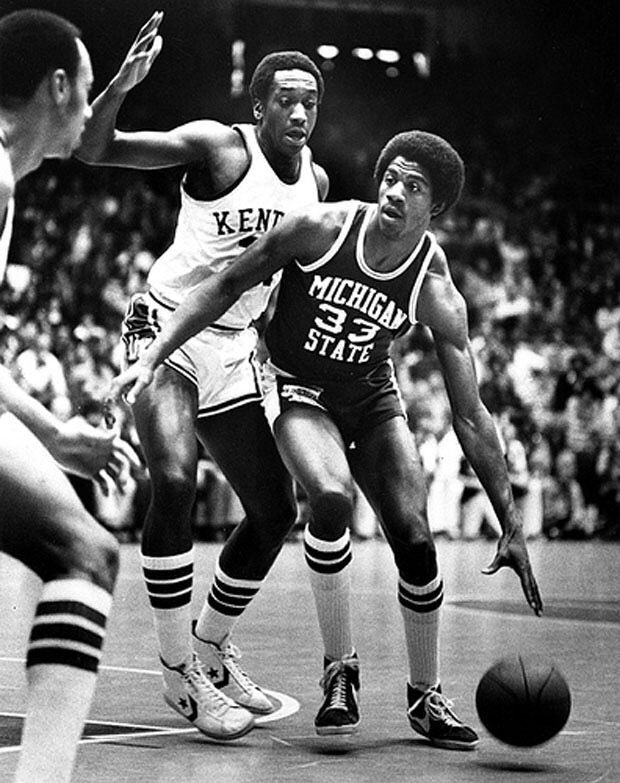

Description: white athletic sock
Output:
[195,561,263,646]
[14,578,113,783]
[304,526,354,662]
[141,549,194,667]
[398,573,443,691]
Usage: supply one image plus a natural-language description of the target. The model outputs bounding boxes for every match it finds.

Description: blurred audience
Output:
[1,48,618,541]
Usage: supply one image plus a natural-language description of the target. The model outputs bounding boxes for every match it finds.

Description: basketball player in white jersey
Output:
[0,10,141,782]
[77,13,328,738]
[109,130,543,748]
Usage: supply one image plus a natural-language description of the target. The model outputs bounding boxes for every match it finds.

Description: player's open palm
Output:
[482,522,543,617]
[113,11,164,94]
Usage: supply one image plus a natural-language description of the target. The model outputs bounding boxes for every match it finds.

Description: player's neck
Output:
[255,129,301,183]
[364,209,426,272]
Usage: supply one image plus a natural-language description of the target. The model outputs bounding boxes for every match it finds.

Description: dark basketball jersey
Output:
[266,200,437,382]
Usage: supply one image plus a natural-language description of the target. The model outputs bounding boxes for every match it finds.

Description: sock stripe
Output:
[207,596,243,616]
[27,587,110,673]
[148,593,192,610]
[304,532,353,574]
[305,550,353,574]
[213,574,259,599]
[26,647,100,672]
[398,580,444,613]
[144,576,193,596]
[35,600,106,628]
[29,623,104,650]
[211,583,254,608]
[142,563,193,581]
[141,555,194,610]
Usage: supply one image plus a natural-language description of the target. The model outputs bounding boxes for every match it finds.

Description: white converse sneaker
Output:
[192,622,275,715]
[161,653,255,740]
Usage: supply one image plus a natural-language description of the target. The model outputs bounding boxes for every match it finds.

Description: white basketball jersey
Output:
[147,123,320,329]
[0,198,14,283]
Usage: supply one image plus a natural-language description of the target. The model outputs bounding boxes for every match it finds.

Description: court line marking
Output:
[444,600,620,629]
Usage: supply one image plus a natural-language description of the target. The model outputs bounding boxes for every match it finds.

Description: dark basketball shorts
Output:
[262,360,407,447]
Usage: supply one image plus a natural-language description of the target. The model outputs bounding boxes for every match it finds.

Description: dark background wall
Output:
[1,0,617,201]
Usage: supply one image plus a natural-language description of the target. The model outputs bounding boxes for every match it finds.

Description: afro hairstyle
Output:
[374,130,465,215]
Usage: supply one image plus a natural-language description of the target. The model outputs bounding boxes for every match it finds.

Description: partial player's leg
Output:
[132,367,253,739]
[351,416,478,750]
[0,412,118,783]
[191,402,296,714]
[274,405,360,735]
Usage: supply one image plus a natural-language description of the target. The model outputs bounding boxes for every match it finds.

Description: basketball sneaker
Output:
[314,652,360,735]
[192,622,275,715]
[407,684,479,750]
[161,653,255,740]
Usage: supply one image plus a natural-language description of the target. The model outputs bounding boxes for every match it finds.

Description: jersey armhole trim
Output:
[298,200,358,273]
[408,232,437,324]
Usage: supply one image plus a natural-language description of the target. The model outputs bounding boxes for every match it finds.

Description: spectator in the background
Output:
[563,375,613,531]
[13,323,71,419]
[543,449,591,540]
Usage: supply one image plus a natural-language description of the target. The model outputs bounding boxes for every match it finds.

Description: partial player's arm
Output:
[75,11,237,169]
[109,204,341,403]
[0,365,139,492]
[417,250,543,615]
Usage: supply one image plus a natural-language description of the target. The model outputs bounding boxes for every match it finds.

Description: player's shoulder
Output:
[292,200,358,234]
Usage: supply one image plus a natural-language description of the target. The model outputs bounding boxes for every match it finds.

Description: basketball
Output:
[475,655,571,746]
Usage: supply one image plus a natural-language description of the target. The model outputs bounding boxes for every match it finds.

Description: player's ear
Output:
[252,100,264,121]
[49,69,71,108]
[430,202,445,218]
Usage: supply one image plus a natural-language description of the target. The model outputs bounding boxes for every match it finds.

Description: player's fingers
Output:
[481,552,504,575]
[135,10,163,43]
[112,438,141,469]
[95,469,112,497]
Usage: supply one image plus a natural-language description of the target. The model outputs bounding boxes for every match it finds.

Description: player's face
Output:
[49,39,94,159]
[377,156,435,237]
[258,69,319,155]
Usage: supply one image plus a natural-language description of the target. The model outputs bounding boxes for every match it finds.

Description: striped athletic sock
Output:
[141,549,194,668]
[15,578,112,783]
[195,561,263,646]
[304,526,354,662]
[398,573,443,691]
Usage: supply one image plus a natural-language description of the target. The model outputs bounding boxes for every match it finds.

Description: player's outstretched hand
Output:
[52,417,141,496]
[482,522,543,616]
[109,362,155,407]
[112,10,164,94]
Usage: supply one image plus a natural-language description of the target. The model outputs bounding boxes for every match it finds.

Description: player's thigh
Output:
[351,416,428,530]
[274,404,353,499]
[132,363,199,475]
[196,402,293,512]
[0,413,114,581]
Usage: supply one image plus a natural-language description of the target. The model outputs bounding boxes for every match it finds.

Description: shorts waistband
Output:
[147,288,246,333]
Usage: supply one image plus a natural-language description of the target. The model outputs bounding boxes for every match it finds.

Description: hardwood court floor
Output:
[1,538,618,782]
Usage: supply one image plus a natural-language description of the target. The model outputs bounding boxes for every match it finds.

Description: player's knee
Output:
[150,463,197,514]
[307,487,355,540]
[392,528,438,585]
[47,515,119,593]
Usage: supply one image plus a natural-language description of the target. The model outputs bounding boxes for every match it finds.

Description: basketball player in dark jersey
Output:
[109,130,543,750]
[0,11,140,782]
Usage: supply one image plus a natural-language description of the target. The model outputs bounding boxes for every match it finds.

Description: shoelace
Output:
[319,659,357,710]
[219,643,259,693]
[426,692,462,727]
[183,660,231,714]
